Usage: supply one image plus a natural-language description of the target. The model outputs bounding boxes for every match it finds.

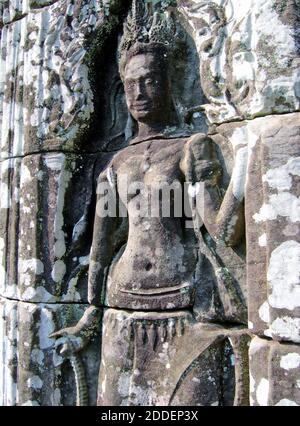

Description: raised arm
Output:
[181,133,245,247]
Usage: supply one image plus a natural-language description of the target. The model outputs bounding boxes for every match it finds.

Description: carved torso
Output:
[104,137,198,310]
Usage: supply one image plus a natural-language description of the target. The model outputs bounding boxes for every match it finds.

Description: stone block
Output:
[215,113,300,342]
[178,0,300,124]
[249,336,300,406]
[98,309,250,406]
[0,1,103,157]
[0,152,110,303]
[0,297,102,406]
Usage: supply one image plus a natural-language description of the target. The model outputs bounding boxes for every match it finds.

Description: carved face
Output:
[124,53,170,124]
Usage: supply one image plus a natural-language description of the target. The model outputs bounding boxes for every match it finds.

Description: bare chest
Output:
[113,138,186,189]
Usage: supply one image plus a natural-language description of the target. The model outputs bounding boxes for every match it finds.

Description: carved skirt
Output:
[97,309,236,406]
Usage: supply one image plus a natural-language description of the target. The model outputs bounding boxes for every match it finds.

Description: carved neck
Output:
[136,120,170,141]
[134,104,176,142]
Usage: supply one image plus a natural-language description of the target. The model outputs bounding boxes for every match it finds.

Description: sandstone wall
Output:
[0,0,299,406]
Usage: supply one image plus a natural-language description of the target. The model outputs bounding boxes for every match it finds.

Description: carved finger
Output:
[49,329,68,339]
[59,343,71,356]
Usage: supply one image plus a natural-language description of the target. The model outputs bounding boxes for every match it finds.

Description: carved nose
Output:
[135,82,143,99]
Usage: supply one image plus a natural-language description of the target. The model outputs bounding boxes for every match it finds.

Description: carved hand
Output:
[49,306,101,358]
[182,133,223,186]
[49,330,86,363]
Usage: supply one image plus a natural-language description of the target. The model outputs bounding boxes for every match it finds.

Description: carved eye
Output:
[125,81,135,91]
[198,27,209,37]
[145,78,154,85]
[210,16,219,25]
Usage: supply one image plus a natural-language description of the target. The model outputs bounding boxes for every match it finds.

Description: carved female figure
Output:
[51,1,246,406]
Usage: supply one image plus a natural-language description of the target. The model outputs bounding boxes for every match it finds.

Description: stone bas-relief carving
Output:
[0,0,299,407]
[0,297,101,406]
[51,1,249,406]
[178,0,300,124]
[0,152,105,303]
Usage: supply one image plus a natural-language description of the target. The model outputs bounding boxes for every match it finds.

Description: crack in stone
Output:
[0,12,28,27]
[209,109,300,133]
[0,149,100,164]
[0,294,89,306]
[0,1,62,27]
[0,294,249,327]
[1,110,300,164]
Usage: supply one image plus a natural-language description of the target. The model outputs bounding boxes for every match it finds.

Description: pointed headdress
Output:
[118,0,177,80]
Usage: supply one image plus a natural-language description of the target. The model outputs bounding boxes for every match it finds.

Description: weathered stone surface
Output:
[214,112,300,341]
[83,132,247,323]
[0,297,101,406]
[249,336,300,406]
[0,0,121,158]
[259,116,300,343]
[48,2,250,407]
[98,309,250,406]
[178,0,300,124]
[0,1,60,26]
[211,118,267,334]
[0,0,299,407]
[0,1,63,25]
[0,152,111,302]
[0,0,206,158]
